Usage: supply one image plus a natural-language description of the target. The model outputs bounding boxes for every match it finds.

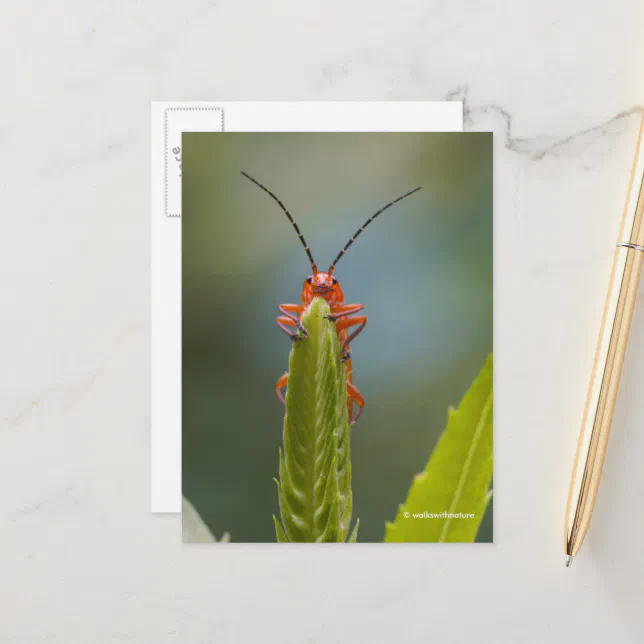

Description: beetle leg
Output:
[276,316,306,342]
[335,314,367,333]
[278,304,307,338]
[276,372,288,404]
[335,315,367,362]
[325,303,364,323]
[328,305,366,360]
[347,381,365,424]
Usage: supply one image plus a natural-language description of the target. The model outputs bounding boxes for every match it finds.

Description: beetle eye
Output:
[332,278,338,285]
[306,277,313,284]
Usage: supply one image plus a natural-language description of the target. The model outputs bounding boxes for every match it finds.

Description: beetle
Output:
[241,171,422,424]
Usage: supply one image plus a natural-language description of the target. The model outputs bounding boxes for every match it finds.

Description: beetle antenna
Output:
[328,186,422,274]
[241,171,318,273]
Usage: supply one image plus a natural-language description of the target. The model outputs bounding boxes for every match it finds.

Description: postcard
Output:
[182,131,492,542]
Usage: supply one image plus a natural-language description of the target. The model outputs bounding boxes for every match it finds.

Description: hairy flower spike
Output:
[274,298,358,542]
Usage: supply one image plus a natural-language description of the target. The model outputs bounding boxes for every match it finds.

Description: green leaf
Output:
[348,519,360,543]
[275,297,358,542]
[384,354,493,543]
[273,515,289,542]
[182,496,231,543]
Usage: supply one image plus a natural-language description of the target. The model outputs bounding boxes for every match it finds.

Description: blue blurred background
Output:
[182,132,493,542]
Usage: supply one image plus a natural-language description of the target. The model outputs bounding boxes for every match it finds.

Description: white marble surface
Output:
[1,1,644,642]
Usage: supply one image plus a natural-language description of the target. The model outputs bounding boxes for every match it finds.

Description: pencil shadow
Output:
[589,294,644,636]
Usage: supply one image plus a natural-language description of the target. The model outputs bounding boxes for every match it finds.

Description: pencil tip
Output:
[565,555,574,568]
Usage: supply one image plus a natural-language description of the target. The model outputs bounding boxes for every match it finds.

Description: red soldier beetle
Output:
[241,171,422,424]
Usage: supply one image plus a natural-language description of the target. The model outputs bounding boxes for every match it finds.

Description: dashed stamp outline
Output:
[164,107,224,217]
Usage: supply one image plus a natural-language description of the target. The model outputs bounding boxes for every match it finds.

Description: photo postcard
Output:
[182,131,493,543]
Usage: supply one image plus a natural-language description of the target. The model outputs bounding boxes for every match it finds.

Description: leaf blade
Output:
[384,354,493,543]
[182,496,230,543]
[273,516,289,542]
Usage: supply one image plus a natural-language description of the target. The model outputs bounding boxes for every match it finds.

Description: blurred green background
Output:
[182,132,493,542]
